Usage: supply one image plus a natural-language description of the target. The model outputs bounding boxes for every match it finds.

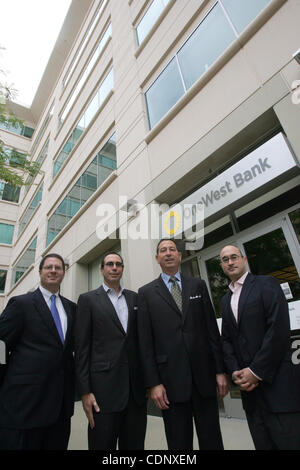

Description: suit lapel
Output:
[96,286,126,335]
[237,273,255,325]
[123,289,134,336]
[224,290,238,329]
[32,288,64,346]
[60,295,73,347]
[155,275,182,318]
[181,273,191,322]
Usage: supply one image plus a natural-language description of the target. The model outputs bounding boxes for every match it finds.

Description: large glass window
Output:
[0,182,20,203]
[0,223,14,245]
[18,184,43,237]
[221,0,271,34]
[54,68,114,178]
[146,58,185,129]
[0,120,34,138]
[289,208,300,245]
[11,238,37,286]
[0,269,7,293]
[48,134,117,245]
[145,0,272,129]
[177,3,235,90]
[59,24,112,127]
[136,0,171,45]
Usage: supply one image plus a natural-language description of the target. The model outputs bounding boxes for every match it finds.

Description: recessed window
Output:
[0,269,7,293]
[11,238,37,286]
[221,0,271,34]
[136,0,171,45]
[0,222,14,245]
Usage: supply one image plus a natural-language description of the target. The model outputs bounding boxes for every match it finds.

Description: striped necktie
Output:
[169,276,182,313]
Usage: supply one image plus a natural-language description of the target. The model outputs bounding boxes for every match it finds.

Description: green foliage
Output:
[0,53,40,188]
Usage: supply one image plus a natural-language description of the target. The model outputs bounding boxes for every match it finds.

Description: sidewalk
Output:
[68,401,254,450]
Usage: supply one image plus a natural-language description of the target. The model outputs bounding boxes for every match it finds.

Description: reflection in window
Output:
[18,184,43,236]
[54,68,114,178]
[289,208,300,245]
[177,3,235,90]
[0,222,14,244]
[205,255,229,317]
[60,24,112,127]
[145,0,271,128]
[146,58,184,129]
[0,120,34,138]
[0,182,20,203]
[221,0,271,34]
[47,134,117,245]
[0,269,7,293]
[243,228,300,302]
[11,237,37,286]
[136,0,170,45]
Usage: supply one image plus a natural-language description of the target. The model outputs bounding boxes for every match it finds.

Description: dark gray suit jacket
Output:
[75,286,146,413]
[137,274,224,402]
[0,288,76,429]
[221,273,300,413]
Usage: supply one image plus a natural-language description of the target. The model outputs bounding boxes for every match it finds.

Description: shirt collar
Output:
[39,285,59,299]
[229,271,249,292]
[161,272,181,283]
[102,283,124,295]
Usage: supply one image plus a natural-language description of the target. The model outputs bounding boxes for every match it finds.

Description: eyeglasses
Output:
[42,265,64,271]
[104,262,124,268]
[220,254,241,264]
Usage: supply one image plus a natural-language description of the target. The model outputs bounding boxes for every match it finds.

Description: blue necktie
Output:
[50,294,64,344]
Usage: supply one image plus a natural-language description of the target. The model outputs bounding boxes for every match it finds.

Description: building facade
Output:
[0,0,300,418]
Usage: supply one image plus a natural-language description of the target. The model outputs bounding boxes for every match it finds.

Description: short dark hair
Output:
[156,238,180,254]
[39,253,66,272]
[101,252,124,268]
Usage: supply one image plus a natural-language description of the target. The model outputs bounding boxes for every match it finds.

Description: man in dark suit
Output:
[137,239,228,450]
[0,253,76,450]
[75,252,147,450]
[220,244,300,449]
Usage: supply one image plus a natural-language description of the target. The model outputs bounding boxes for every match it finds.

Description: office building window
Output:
[220,0,271,34]
[63,0,108,89]
[0,120,34,138]
[0,223,14,245]
[136,0,171,45]
[54,68,114,178]
[0,182,20,203]
[59,23,112,127]
[48,134,116,245]
[18,184,43,237]
[146,0,271,128]
[11,237,37,286]
[0,269,7,293]
[177,3,235,90]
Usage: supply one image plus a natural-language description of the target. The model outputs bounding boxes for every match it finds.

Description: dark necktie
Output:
[50,294,64,344]
[169,276,182,313]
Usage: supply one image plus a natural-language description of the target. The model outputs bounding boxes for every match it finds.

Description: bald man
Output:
[220,245,300,450]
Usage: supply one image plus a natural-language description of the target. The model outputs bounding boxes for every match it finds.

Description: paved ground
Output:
[68,401,254,450]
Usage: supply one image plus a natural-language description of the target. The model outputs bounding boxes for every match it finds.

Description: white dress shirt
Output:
[39,285,68,339]
[103,283,128,332]
[229,271,249,322]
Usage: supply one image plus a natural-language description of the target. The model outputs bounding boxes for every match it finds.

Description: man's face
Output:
[39,257,65,292]
[156,240,182,274]
[220,245,247,282]
[101,254,123,285]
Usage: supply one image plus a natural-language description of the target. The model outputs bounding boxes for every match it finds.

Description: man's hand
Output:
[81,393,100,429]
[216,373,228,398]
[150,384,170,410]
[232,368,259,392]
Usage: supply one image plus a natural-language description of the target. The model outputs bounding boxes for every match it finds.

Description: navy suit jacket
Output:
[0,288,76,429]
[221,273,300,413]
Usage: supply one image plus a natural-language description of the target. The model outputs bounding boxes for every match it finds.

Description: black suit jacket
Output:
[0,288,76,429]
[75,286,146,413]
[137,274,224,402]
[221,273,300,413]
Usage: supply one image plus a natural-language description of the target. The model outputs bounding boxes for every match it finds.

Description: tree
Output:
[0,48,40,188]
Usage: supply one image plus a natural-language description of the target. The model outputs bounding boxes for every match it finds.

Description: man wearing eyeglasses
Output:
[220,245,300,450]
[75,252,147,450]
[0,254,76,450]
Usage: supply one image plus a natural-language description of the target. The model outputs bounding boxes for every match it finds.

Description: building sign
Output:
[161,133,298,242]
